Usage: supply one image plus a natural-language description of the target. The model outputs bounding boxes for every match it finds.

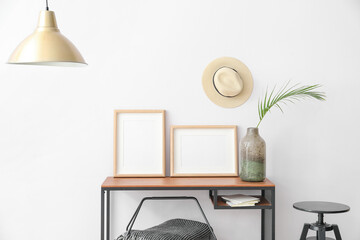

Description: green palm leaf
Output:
[256,82,326,127]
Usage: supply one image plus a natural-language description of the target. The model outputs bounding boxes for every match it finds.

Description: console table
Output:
[101,177,275,240]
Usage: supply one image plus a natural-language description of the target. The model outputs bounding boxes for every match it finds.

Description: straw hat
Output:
[202,57,253,108]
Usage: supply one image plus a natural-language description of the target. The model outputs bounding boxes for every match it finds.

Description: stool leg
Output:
[333,224,342,240]
[300,223,310,240]
[317,227,326,240]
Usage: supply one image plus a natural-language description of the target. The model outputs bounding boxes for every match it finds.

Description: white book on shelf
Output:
[221,194,260,204]
[226,200,259,207]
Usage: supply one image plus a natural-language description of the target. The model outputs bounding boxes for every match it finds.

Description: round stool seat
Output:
[293,201,350,214]
[294,201,349,240]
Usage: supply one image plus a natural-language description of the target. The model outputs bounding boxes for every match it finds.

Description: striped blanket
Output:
[116,218,213,240]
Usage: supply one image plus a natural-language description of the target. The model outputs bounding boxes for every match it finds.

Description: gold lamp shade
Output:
[8,10,86,66]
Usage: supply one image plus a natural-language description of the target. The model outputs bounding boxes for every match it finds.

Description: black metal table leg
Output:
[262,188,275,240]
[106,190,111,240]
[261,190,265,240]
[261,208,265,240]
[101,189,104,240]
[271,188,275,240]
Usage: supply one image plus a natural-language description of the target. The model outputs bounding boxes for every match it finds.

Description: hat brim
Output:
[202,57,253,108]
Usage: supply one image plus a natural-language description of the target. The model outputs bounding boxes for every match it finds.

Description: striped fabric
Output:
[116,218,213,240]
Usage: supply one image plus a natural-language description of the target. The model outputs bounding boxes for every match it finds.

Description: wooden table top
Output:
[102,177,275,188]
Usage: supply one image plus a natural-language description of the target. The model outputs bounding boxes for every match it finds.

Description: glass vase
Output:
[240,127,266,182]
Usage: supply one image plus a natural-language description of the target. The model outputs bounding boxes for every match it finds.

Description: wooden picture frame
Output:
[170,125,238,177]
[114,110,166,177]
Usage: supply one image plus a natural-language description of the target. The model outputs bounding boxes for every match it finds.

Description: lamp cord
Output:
[46,0,49,10]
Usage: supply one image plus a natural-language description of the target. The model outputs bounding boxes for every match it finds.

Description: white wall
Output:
[0,0,359,239]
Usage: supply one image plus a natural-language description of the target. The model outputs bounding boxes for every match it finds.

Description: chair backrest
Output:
[125,196,217,240]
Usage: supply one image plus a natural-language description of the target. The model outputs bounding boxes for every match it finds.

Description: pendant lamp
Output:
[8,0,87,66]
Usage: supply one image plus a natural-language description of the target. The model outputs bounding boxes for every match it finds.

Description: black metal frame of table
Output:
[101,185,275,240]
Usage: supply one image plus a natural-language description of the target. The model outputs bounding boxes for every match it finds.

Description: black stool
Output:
[293,201,350,240]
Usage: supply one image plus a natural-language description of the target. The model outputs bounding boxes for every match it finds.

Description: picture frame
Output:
[114,110,166,177]
[170,125,238,177]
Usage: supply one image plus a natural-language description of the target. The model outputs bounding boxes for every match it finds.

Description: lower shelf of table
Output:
[210,195,272,209]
